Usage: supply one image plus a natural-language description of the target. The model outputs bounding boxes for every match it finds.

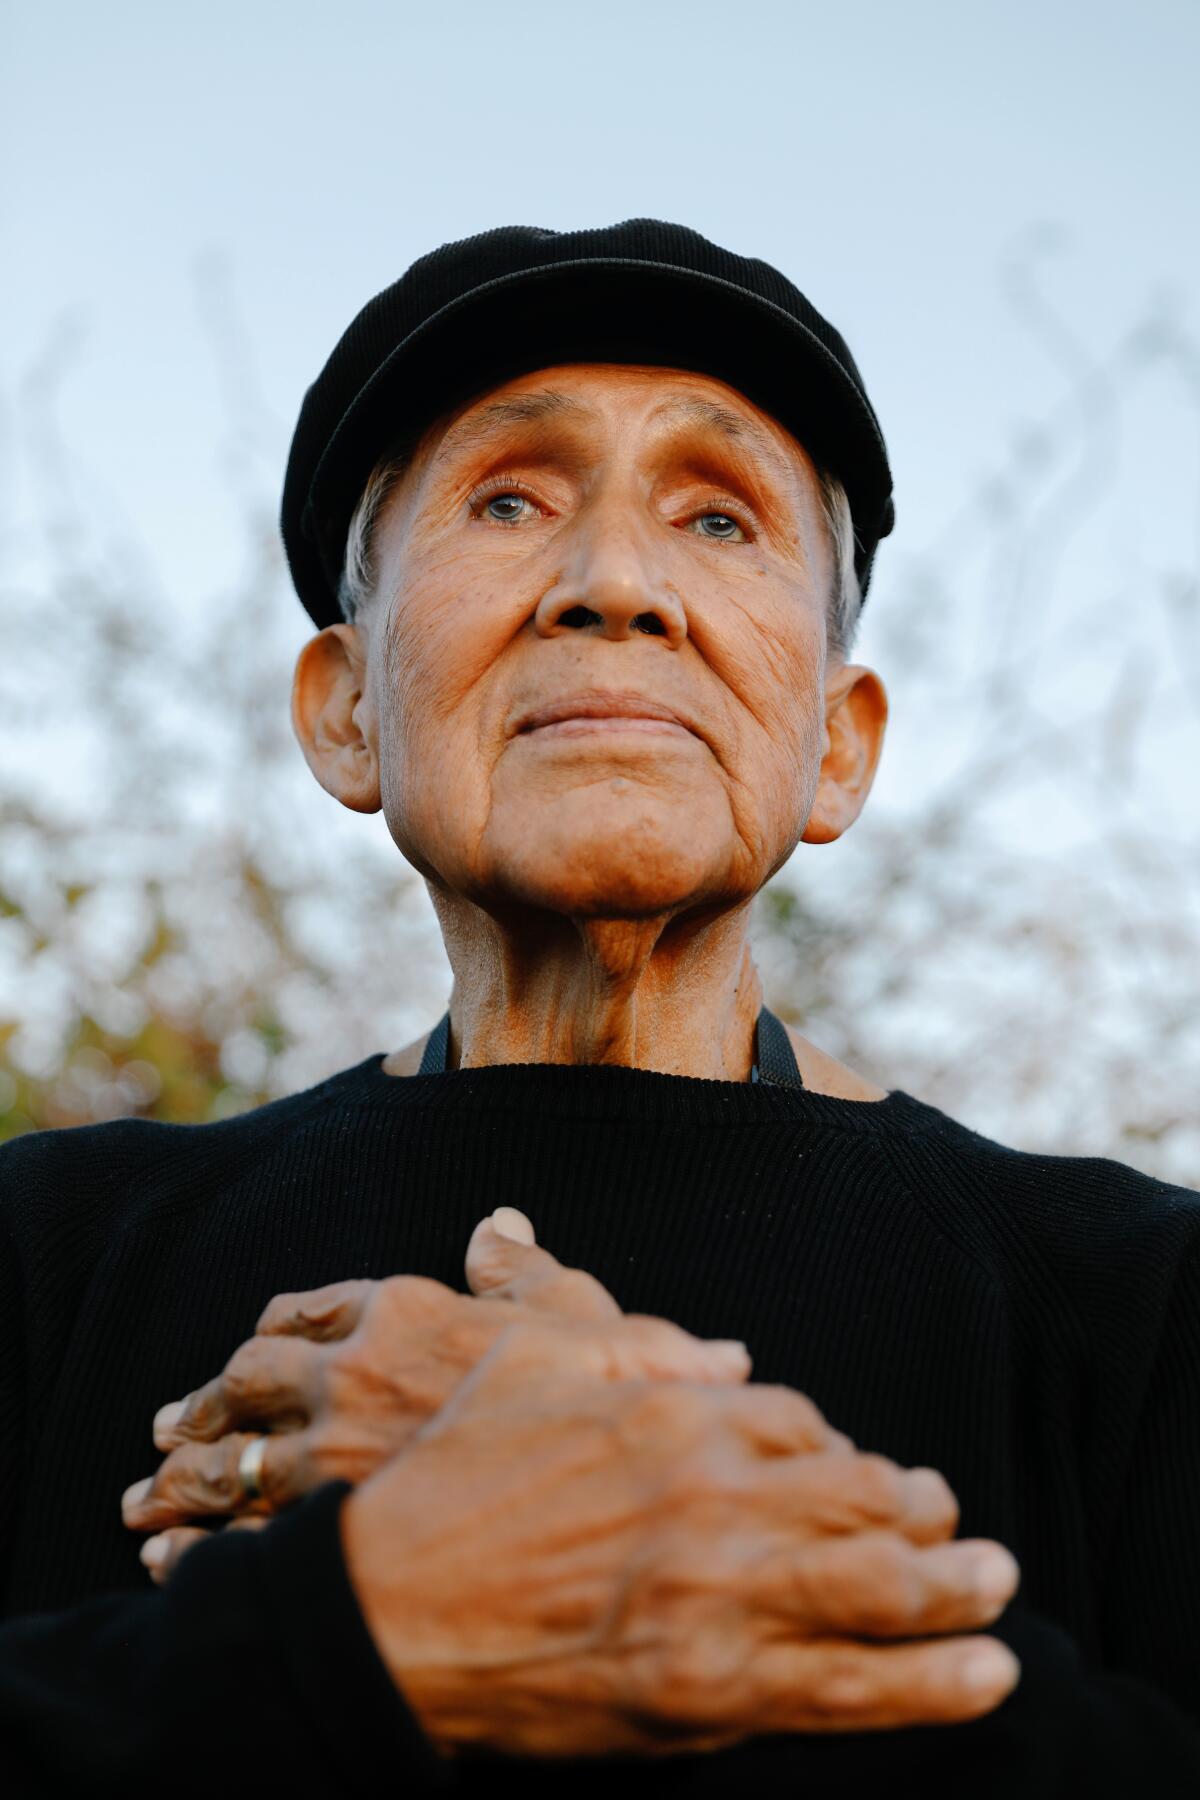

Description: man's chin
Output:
[480,820,734,920]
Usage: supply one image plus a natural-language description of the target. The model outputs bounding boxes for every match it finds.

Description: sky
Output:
[4,0,1198,646]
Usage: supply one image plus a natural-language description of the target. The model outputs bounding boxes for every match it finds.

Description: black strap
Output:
[417,1010,452,1076]
[751,1006,804,1088]
[418,1005,803,1089]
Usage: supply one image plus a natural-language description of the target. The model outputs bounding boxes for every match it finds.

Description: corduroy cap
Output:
[282,219,895,628]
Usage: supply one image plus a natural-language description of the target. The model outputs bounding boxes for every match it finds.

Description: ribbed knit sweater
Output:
[2,1053,1199,1796]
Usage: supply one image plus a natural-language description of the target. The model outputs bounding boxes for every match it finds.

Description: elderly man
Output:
[1,221,1198,1796]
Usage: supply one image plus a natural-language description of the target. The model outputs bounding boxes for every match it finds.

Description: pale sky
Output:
[5,0,1198,660]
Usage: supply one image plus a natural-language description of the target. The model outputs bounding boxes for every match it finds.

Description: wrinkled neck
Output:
[427,890,764,1079]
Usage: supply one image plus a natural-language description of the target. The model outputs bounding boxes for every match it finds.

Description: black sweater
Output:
[2,1054,1199,1796]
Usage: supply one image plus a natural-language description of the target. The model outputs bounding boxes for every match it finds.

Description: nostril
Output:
[633,613,667,637]
[560,605,602,630]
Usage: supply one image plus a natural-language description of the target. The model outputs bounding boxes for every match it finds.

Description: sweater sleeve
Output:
[0,1481,448,1800]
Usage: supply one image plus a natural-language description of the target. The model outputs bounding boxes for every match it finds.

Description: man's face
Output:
[313,363,882,920]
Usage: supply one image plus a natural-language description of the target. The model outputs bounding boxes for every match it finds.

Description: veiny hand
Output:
[123,1210,751,1577]
[342,1321,1022,1757]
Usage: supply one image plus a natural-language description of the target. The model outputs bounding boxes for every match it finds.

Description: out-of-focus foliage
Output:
[2,240,1197,1181]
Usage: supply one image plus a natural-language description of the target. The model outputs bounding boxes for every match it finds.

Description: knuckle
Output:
[628,1382,715,1444]
[620,1316,700,1368]
[199,1441,244,1509]
[139,1465,170,1511]
[437,1304,501,1365]
[741,1384,830,1452]
[474,1317,565,1383]
[909,1465,960,1532]
[464,1233,520,1291]
[178,1383,220,1437]
[810,1647,873,1719]
[256,1289,299,1331]
[301,1421,338,1473]
[853,1454,906,1520]
[564,1265,610,1302]
[530,1266,615,1319]
[553,1268,597,1302]
[268,1279,374,1340]
[651,1639,729,1725]
[221,1339,272,1408]
[856,1538,919,1631]
[375,1274,453,1324]
[158,1442,240,1514]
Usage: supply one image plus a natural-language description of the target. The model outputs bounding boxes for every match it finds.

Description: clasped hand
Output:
[123,1211,1020,1755]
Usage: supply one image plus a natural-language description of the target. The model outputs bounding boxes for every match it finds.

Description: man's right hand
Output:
[342,1321,1021,1758]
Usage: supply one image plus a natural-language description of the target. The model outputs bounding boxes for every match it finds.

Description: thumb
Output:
[465,1213,622,1322]
[488,1206,537,1247]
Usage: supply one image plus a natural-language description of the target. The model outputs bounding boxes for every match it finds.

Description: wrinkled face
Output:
[340,364,867,919]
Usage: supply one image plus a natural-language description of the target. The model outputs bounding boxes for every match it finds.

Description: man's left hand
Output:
[121,1210,753,1580]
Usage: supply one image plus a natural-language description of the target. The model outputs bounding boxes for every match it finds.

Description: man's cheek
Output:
[381,712,495,880]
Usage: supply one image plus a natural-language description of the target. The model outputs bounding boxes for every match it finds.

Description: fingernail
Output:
[122,1477,152,1511]
[140,1534,168,1569]
[960,1644,1019,1693]
[490,1207,535,1245]
[153,1400,186,1444]
[708,1339,752,1376]
[974,1549,1018,1606]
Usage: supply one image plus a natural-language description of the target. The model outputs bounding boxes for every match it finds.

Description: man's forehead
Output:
[430,366,811,477]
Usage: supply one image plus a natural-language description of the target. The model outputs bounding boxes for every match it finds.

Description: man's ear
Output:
[291,624,381,814]
[800,662,888,845]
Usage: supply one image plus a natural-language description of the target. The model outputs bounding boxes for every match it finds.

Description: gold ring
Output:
[238,1434,268,1504]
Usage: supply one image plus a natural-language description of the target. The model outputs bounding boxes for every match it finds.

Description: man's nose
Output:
[534,514,687,647]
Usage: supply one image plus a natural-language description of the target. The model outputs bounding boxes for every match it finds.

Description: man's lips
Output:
[513,693,698,741]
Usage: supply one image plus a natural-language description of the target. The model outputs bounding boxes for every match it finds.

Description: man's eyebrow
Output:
[432,386,796,485]
[648,395,798,486]
[646,396,753,441]
[436,390,590,456]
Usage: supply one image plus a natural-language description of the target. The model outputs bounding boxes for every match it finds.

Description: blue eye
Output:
[692,511,745,541]
[486,493,531,523]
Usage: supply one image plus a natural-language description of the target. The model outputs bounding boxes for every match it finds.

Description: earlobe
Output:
[800,664,888,846]
[291,625,382,814]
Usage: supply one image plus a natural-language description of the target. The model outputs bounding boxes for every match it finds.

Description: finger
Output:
[594,1316,751,1384]
[140,1513,271,1586]
[490,1207,536,1245]
[123,1431,308,1530]
[154,1335,323,1448]
[724,1383,837,1456]
[256,1279,377,1342]
[451,1317,628,1407]
[890,1465,961,1545]
[465,1215,621,1321]
[140,1526,210,1585]
[761,1452,959,1546]
[748,1631,1020,1733]
[762,1530,1019,1639]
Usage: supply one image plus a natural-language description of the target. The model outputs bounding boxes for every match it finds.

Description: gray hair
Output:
[338,449,863,659]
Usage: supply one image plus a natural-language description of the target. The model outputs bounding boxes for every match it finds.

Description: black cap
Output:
[282,219,896,628]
